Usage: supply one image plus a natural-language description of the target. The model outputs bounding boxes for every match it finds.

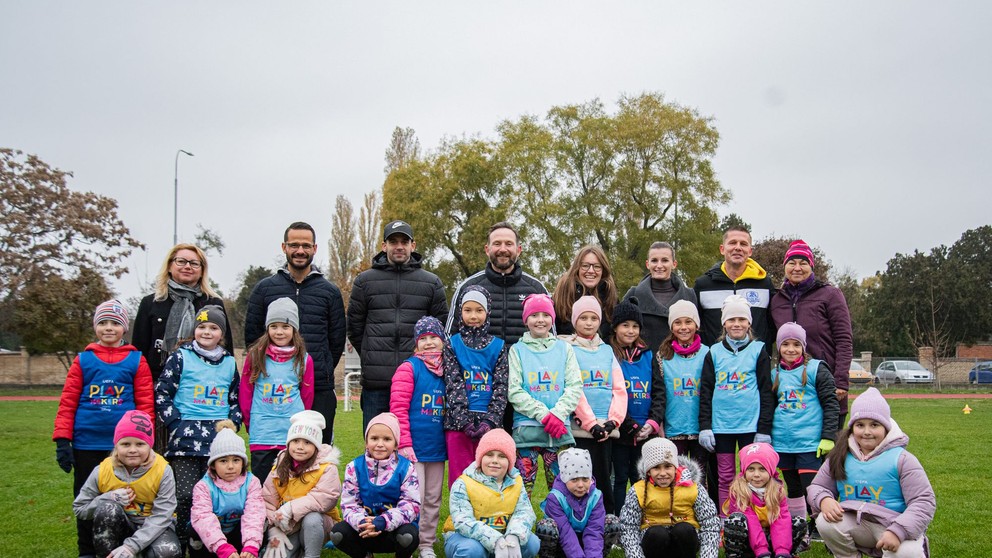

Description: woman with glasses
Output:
[132,243,234,383]
[551,245,618,338]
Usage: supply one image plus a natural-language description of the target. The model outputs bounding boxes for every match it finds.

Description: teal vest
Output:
[512,341,569,427]
[249,357,305,446]
[572,344,615,420]
[174,348,236,420]
[709,341,764,433]
[202,473,253,533]
[541,488,602,533]
[771,360,823,453]
[662,346,708,437]
[837,447,906,513]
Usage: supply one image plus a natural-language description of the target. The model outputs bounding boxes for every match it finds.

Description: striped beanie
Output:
[93,299,129,333]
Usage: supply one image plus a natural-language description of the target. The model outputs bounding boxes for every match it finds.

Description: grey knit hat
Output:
[638,437,680,478]
[266,297,300,330]
[208,426,247,467]
[558,448,593,482]
[195,305,228,336]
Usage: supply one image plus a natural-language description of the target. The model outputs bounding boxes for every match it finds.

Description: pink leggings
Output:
[446,430,479,488]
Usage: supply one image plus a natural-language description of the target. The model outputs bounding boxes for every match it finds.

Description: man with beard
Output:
[347,220,449,429]
[445,222,549,429]
[244,221,346,441]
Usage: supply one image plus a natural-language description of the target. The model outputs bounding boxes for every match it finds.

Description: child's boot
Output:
[791,515,810,554]
[723,512,752,558]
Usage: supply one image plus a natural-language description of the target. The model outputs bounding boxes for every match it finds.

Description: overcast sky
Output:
[3,2,989,302]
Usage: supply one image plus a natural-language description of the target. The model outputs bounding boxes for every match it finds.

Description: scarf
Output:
[162,279,203,363]
[414,351,444,375]
[748,484,767,497]
[781,272,817,306]
[672,335,702,357]
[561,333,602,349]
[727,336,749,351]
[192,340,226,362]
[267,344,298,362]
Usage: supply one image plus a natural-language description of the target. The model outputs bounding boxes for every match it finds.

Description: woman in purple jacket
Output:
[769,239,854,430]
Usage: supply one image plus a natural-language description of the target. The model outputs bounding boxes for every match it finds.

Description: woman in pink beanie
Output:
[806,388,936,557]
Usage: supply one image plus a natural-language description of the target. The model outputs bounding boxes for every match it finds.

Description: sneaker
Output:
[420,548,436,558]
[808,523,823,542]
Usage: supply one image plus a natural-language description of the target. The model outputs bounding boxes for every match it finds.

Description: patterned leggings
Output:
[515,446,563,494]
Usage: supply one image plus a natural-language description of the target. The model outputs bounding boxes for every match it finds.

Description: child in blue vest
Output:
[507,293,583,495]
[390,316,448,558]
[155,305,242,553]
[770,322,839,548]
[445,428,541,558]
[54,300,155,557]
[261,410,342,558]
[562,295,627,515]
[73,410,181,558]
[330,412,421,558]
[189,426,265,557]
[697,294,773,516]
[239,297,314,480]
[536,448,620,558]
[608,297,664,515]
[443,285,510,488]
[807,389,935,558]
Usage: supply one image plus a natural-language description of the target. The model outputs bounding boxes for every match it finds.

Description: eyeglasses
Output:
[580,263,603,272]
[285,243,315,251]
[172,257,202,269]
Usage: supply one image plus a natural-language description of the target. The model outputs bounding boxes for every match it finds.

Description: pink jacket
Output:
[726,487,793,557]
[190,473,265,556]
[261,445,342,534]
[389,354,443,449]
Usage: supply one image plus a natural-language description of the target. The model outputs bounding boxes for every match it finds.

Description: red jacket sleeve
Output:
[134,355,155,418]
[53,356,84,440]
[389,361,416,449]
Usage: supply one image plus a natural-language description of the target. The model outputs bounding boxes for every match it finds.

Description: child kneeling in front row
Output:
[73,410,181,558]
[619,438,720,558]
[445,429,541,558]
[536,448,620,558]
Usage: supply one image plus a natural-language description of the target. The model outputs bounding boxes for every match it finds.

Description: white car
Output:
[874,360,934,384]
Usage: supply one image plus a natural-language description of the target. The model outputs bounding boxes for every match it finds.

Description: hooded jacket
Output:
[807,421,935,556]
[347,251,449,390]
[622,273,697,353]
[191,472,265,554]
[244,266,346,392]
[543,476,607,558]
[693,259,776,347]
[446,262,549,346]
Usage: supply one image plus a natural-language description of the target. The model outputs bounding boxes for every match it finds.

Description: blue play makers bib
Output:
[354,455,418,527]
[74,351,140,450]
[174,348,236,420]
[406,357,446,462]
[709,342,764,434]
[663,346,709,437]
[771,360,823,454]
[450,334,503,413]
[837,447,906,513]
[203,473,252,533]
[249,357,305,446]
[620,351,653,427]
[572,344,615,420]
[541,488,602,533]
[512,341,569,427]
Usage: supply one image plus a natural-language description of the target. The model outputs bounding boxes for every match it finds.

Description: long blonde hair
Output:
[153,244,219,301]
[723,473,786,521]
[552,245,618,324]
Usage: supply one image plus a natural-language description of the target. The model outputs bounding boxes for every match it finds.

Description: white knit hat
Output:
[558,448,593,483]
[638,437,680,478]
[721,294,752,324]
[208,427,247,467]
[286,410,325,447]
[667,300,700,328]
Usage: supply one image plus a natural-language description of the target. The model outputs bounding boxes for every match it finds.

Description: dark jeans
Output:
[312,389,338,443]
[361,388,391,432]
[250,448,279,483]
[641,523,698,558]
[73,449,108,556]
[575,437,615,514]
[330,521,419,558]
[612,443,642,515]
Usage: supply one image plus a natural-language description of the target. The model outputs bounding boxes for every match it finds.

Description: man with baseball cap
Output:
[347,220,449,429]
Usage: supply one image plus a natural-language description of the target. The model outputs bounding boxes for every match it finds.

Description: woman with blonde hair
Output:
[552,245,618,339]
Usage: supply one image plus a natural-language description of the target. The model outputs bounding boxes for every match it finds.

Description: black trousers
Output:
[641,523,699,558]
[312,389,338,443]
[73,449,109,556]
[171,456,210,552]
[330,521,419,558]
[250,448,280,483]
[575,437,615,514]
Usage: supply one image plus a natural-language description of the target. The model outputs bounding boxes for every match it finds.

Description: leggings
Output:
[574,437,615,514]
[715,433,755,516]
[330,521,419,558]
[92,501,181,558]
[640,523,698,558]
[170,455,209,552]
[515,446,563,495]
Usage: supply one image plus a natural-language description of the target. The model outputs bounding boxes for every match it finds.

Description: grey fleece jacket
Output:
[73,454,177,554]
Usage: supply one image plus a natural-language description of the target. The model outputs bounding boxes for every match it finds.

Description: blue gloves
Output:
[698,429,715,452]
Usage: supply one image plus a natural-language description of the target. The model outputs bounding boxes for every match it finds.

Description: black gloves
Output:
[55,438,73,473]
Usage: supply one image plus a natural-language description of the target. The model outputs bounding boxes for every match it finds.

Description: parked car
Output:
[968,361,992,384]
[849,361,874,384]
[874,360,934,384]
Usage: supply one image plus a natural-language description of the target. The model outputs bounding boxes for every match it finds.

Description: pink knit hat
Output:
[475,428,516,468]
[570,295,602,328]
[849,387,892,431]
[522,293,555,323]
[365,412,402,446]
[783,239,815,268]
[738,442,779,480]
[114,410,154,446]
[776,322,807,353]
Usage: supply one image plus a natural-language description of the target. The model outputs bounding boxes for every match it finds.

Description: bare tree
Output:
[384,126,421,175]
[327,195,360,302]
[357,190,381,272]
[194,224,226,257]
[914,278,951,391]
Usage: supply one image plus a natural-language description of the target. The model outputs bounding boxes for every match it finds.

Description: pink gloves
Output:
[540,413,568,439]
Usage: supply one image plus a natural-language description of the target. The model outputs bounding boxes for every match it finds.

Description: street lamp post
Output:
[173,149,194,245]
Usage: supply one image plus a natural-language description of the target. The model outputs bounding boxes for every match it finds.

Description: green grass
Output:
[3,399,989,556]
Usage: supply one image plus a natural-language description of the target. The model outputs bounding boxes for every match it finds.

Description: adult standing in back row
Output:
[693,225,776,347]
[244,221,346,442]
[622,241,697,352]
[348,219,448,430]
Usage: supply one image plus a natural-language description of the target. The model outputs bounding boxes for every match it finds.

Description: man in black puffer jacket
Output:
[244,222,346,442]
[347,220,449,430]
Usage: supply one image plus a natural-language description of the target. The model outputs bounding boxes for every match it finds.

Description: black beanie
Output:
[612,296,643,329]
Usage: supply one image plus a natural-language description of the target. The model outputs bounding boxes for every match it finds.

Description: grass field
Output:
[2,397,988,557]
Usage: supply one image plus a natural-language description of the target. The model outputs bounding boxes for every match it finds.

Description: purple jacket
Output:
[807,422,935,556]
[543,477,606,558]
[770,281,853,409]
